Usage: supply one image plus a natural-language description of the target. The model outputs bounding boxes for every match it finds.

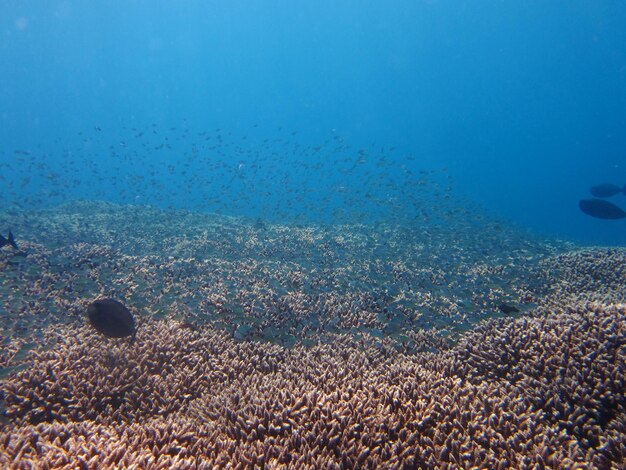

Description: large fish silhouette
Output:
[579,199,626,219]
[589,184,626,198]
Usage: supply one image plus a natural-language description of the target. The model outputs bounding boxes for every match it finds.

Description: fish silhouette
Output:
[579,199,626,220]
[0,231,18,250]
[497,303,520,314]
[88,299,137,341]
[590,184,626,198]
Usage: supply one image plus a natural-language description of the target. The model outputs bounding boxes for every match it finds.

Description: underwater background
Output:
[1,1,626,469]
[1,0,626,245]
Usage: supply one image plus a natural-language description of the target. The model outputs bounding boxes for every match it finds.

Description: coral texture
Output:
[1,302,624,469]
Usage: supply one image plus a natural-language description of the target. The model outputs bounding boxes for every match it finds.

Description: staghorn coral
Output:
[455,302,626,465]
[1,200,568,357]
[535,249,626,305]
[1,303,624,469]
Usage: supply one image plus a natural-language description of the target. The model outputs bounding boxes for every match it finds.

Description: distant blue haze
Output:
[1,1,625,245]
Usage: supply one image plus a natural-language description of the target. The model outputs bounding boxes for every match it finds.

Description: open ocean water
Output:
[1,2,625,469]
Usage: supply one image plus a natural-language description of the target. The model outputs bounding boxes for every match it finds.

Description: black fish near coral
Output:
[87,298,137,340]
[579,199,626,220]
[0,231,18,250]
[497,303,520,314]
[589,183,626,198]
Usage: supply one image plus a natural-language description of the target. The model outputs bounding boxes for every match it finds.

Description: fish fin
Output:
[7,232,18,250]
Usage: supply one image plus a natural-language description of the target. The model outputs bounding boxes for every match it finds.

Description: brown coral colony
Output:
[0,204,624,468]
[1,302,624,467]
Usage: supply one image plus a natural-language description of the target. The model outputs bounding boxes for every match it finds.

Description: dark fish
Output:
[497,303,520,314]
[590,183,626,198]
[179,321,199,332]
[0,231,18,250]
[87,299,137,340]
[579,199,626,220]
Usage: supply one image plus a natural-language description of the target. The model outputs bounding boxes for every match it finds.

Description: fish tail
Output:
[7,231,18,250]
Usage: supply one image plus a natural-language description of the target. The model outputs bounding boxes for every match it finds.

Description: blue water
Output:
[1,1,625,245]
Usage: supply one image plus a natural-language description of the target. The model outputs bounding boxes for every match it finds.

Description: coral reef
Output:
[0,201,566,365]
[1,303,623,468]
[1,203,624,468]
